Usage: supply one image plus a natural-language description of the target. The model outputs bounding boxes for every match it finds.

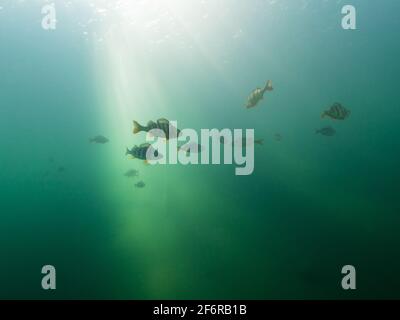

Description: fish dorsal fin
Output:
[140,143,151,148]
[157,118,169,124]
[265,80,273,91]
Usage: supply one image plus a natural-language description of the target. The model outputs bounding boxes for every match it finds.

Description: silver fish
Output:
[245,80,273,109]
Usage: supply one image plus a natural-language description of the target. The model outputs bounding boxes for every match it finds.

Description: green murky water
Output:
[1,0,400,299]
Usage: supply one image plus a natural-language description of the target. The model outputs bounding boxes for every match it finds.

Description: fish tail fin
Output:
[265,80,273,91]
[321,112,326,119]
[126,148,136,159]
[315,129,320,134]
[133,120,143,134]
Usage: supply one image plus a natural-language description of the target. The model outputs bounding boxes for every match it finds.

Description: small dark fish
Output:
[220,137,263,148]
[57,166,66,173]
[235,138,263,148]
[274,133,283,142]
[48,157,55,163]
[245,80,273,109]
[126,143,162,163]
[134,181,146,188]
[90,135,109,144]
[316,126,336,137]
[124,169,139,178]
[133,118,181,140]
[322,103,350,120]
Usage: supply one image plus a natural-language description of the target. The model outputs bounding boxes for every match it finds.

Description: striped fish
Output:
[245,80,273,109]
[125,143,162,163]
[322,103,350,120]
[133,118,180,140]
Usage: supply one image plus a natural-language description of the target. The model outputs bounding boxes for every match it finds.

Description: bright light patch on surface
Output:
[87,0,244,138]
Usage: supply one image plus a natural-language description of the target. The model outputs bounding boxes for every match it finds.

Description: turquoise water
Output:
[1,0,400,299]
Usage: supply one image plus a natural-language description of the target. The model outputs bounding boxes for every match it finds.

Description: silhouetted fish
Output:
[90,135,109,144]
[220,137,263,148]
[236,138,263,148]
[316,126,336,136]
[124,169,139,178]
[134,181,146,188]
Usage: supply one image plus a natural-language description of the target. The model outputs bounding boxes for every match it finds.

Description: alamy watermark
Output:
[39,3,357,31]
[41,3,57,30]
[41,265,56,290]
[141,121,255,176]
[341,265,357,290]
[39,263,357,292]
[342,5,357,30]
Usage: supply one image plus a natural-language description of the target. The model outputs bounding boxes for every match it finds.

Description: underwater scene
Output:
[1,0,400,299]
